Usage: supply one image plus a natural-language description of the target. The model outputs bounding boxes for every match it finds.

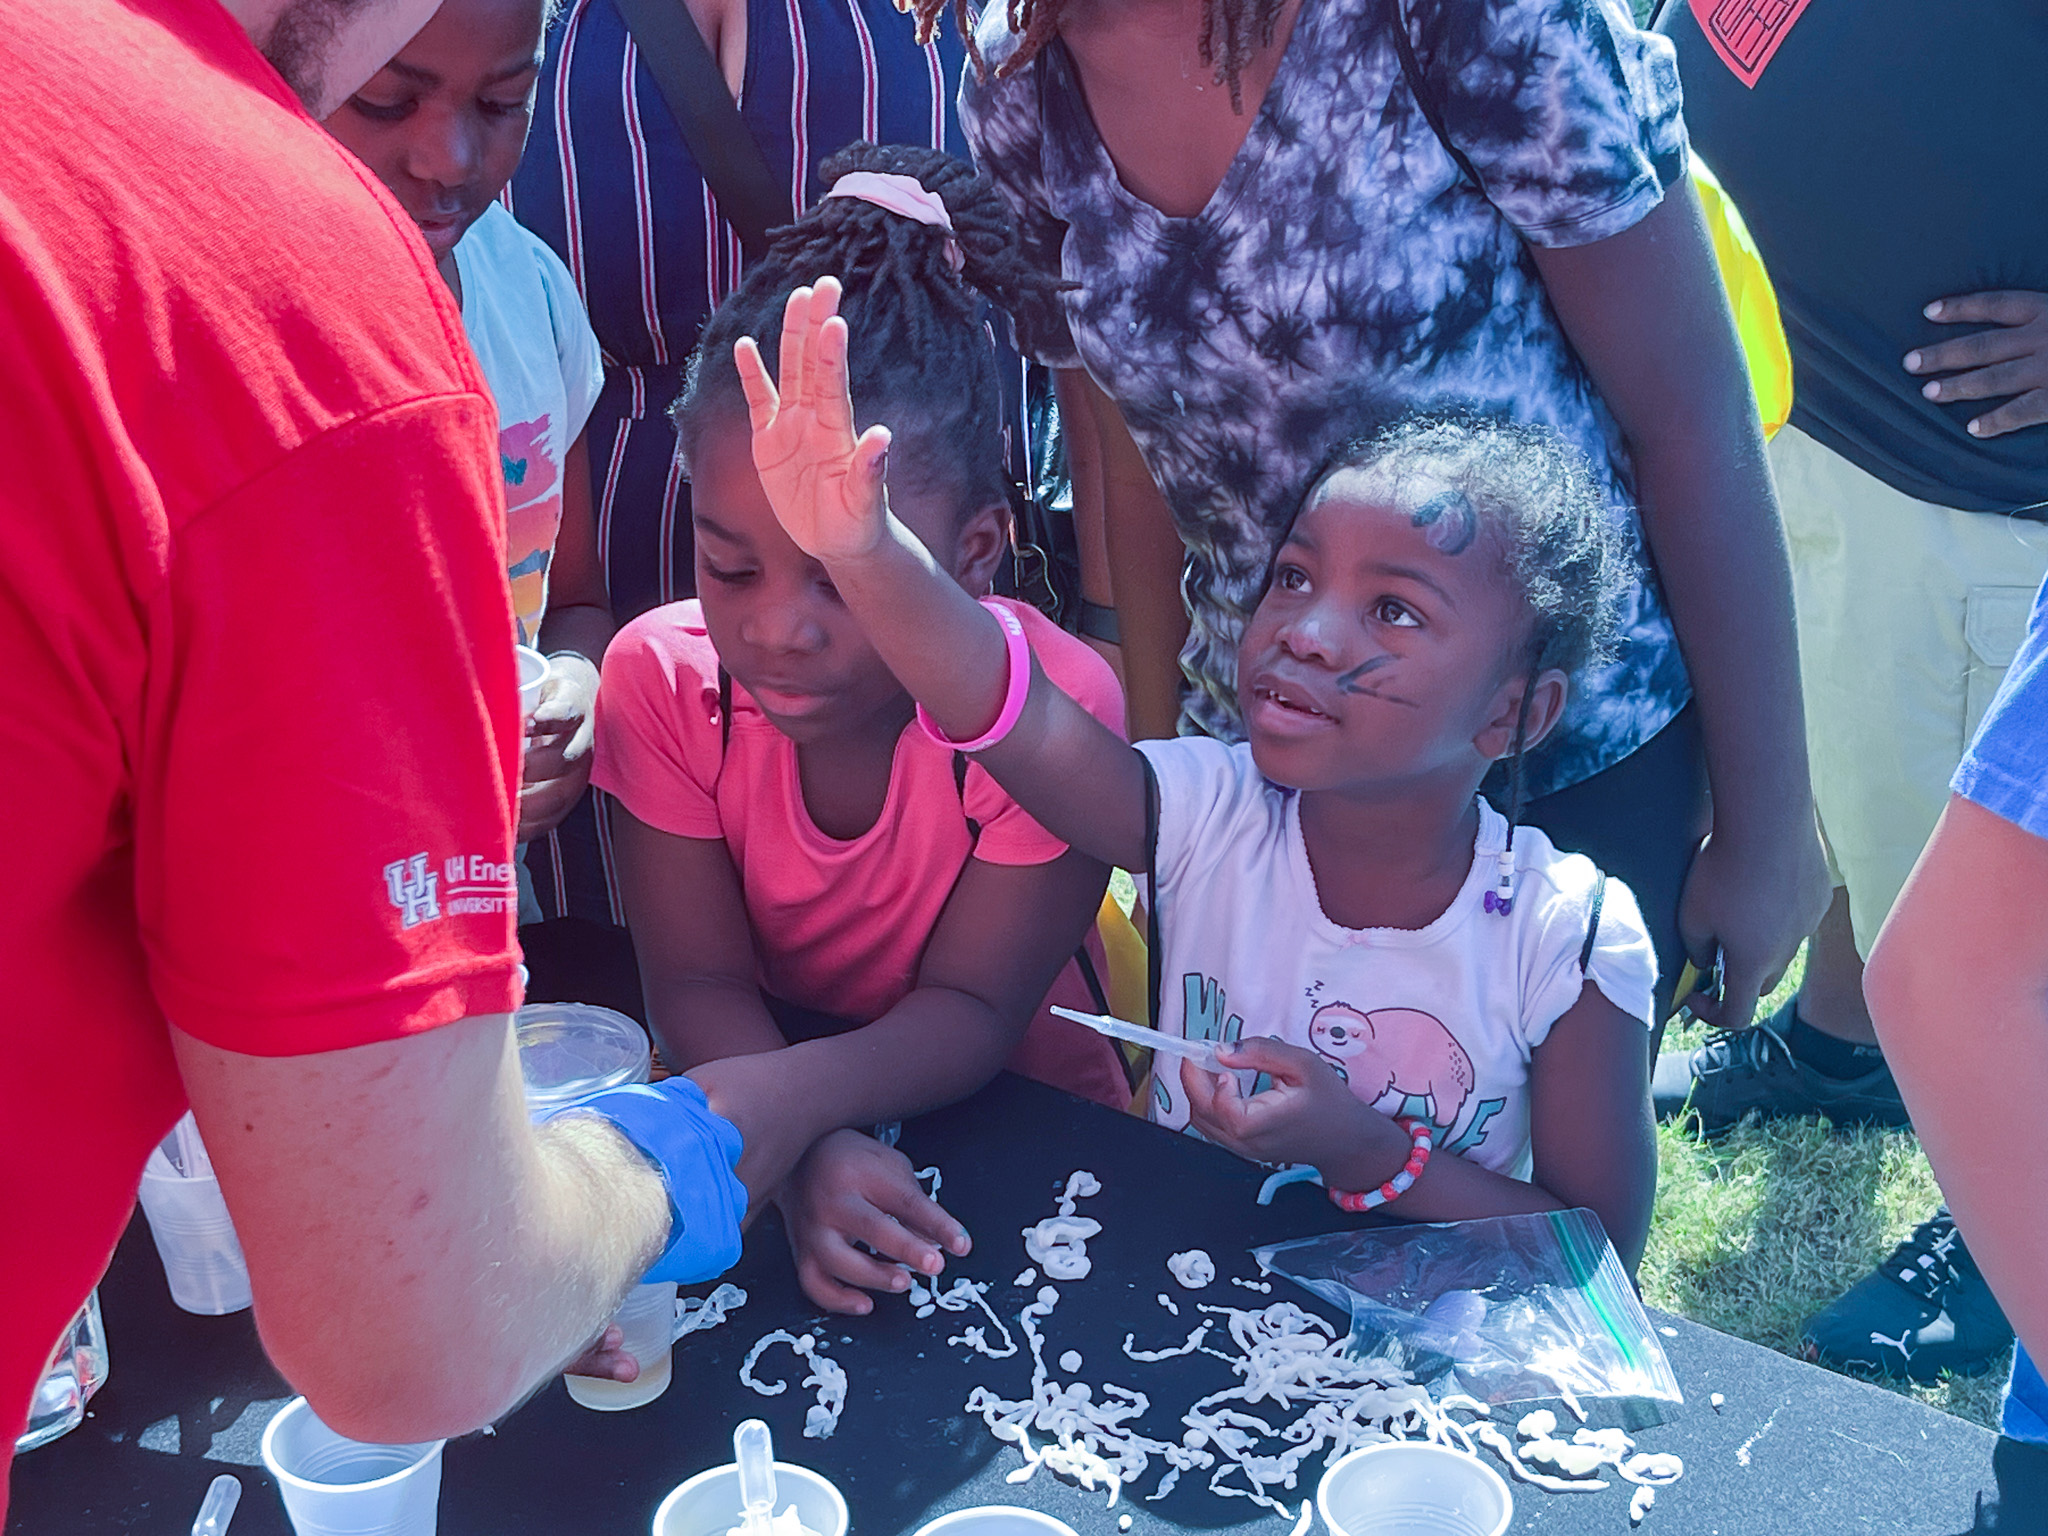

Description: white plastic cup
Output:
[566,1280,677,1410]
[137,1133,252,1315]
[516,1002,652,1116]
[651,1461,849,1536]
[260,1398,444,1536]
[1317,1443,1512,1536]
[516,645,550,725]
[913,1509,1080,1536]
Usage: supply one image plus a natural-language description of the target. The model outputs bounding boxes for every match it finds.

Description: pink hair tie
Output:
[918,599,1032,753]
[824,170,964,272]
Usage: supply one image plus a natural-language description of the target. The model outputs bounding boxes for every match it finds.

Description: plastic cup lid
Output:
[516,1003,652,1110]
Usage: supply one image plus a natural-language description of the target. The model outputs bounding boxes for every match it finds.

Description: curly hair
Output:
[907,0,1289,114]
[1305,415,1629,678]
[674,142,1065,513]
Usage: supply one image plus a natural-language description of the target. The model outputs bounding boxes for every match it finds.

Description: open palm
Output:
[735,277,892,562]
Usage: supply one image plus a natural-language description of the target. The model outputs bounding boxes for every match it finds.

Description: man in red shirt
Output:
[0,0,867,1507]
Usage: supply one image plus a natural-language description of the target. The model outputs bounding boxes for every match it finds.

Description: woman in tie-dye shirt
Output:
[941,0,1829,1028]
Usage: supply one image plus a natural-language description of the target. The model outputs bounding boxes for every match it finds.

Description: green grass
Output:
[1642,953,2010,1429]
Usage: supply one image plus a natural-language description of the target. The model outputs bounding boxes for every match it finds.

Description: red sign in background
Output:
[1698,0,1815,88]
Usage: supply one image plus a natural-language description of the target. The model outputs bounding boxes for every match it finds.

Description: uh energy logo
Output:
[383,851,516,927]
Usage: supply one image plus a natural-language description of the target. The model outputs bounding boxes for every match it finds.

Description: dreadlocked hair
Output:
[910,0,1288,114]
[1299,414,1630,838]
[675,142,1064,514]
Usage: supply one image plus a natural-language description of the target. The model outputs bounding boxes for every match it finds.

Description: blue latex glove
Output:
[568,1078,746,1284]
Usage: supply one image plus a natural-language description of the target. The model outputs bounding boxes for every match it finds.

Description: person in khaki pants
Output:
[1656,0,2048,1383]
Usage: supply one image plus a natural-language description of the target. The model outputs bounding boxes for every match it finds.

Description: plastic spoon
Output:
[1049,1007,1226,1072]
[734,1419,777,1536]
[189,1473,241,1536]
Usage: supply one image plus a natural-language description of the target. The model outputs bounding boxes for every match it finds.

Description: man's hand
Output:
[1181,1037,1405,1182]
[735,277,894,564]
[1677,821,1831,1031]
[517,654,599,842]
[777,1129,971,1315]
[1905,290,2048,439]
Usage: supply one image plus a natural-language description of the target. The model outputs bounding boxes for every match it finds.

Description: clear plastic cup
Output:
[914,1509,1080,1536]
[260,1398,444,1536]
[15,1290,108,1453]
[565,1280,677,1410]
[137,1117,252,1315]
[516,645,550,726]
[1317,1443,1512,1536]
[651,1461,849,1536]
[516,1002,652,1117]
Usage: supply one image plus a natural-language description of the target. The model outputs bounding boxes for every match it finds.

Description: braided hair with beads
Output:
[905,0,1290,114]
[674,142,1064,516]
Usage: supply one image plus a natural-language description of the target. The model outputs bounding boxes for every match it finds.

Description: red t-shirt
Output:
[0,0,523,1488]
[593,598,1130,1107]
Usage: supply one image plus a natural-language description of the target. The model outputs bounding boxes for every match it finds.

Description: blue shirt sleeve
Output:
[1953,572,2048,842]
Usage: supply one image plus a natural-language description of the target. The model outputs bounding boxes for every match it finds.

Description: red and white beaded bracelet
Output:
[1327,1116,1434,1212]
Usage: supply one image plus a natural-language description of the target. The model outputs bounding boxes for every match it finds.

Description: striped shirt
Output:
[508,0,986,922]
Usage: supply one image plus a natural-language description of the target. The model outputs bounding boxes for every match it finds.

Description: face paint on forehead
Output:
[1410,489,1478,556]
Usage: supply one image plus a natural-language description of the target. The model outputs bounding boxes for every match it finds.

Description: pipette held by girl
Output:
[741,283,1661,1270]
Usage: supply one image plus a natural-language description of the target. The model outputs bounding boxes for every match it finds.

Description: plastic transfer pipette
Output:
[1049,1007,1227,1072]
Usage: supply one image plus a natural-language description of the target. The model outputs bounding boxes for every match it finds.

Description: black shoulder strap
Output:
[1579,869,1608,974]
[608,0,793,259]
[717,665,734,755]
[1386,0,1491,205]
[951,752,983,850]
[1142,753,1163,1029]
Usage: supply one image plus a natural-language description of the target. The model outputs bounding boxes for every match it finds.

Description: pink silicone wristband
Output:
[917,598,1032,753]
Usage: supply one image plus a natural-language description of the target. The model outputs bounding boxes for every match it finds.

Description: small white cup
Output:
[1317,1443,1511,1536]
[566,1280,677,1411]
[515,645,550,726]
[913,1509,1080,1536]
[137,1154,251,1316]
[652,1461,849,1536]
[261,1398,444,1536]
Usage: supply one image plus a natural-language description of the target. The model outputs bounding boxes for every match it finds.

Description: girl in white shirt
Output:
[740,283,1660,1270]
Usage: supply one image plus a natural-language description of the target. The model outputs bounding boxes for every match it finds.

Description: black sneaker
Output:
[1801,1208,2015,1383]
[1650,1007,1910,1133]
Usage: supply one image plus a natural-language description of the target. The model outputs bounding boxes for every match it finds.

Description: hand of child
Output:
[1182,1036,1407,1183]
[776,1128,971,1315]
[559,1323,640,1384]
[518,654,599,843]
[735,277,893,565]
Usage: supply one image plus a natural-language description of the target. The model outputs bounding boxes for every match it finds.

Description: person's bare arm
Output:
[1524,987,1657,1272]
[171,1014,672,1445]
[738,283,1153,869]
[1865,796,2048,1366]
[1530,183,1830,1031]
[1053,367,1188,737]
[522,433,615,841]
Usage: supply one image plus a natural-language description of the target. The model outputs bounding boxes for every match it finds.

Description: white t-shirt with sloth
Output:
[1137,738,1657,1181]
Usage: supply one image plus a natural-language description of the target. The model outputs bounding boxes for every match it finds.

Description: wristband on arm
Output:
[563,1079,747,1284]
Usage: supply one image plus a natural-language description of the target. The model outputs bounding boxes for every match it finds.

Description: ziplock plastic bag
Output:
[1255,1210,1682,1430]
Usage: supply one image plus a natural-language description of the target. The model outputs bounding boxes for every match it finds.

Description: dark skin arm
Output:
[521,432,616,841]
[1185,985,1655,1274]
[740,282,1155,872]
[609,798,1108,1309]
[1530,182,1829,1033]
[1052,366,1191,740]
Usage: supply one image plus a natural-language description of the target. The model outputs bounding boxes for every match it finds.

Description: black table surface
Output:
[11,1075,2045,1535]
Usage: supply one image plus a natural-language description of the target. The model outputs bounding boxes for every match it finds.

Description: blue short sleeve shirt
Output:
[1954,573,2048,841]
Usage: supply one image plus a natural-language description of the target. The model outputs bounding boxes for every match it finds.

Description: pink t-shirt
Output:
[593,597,1130,1107]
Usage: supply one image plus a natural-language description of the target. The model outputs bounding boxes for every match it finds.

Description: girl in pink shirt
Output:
[592,143,1127,1316]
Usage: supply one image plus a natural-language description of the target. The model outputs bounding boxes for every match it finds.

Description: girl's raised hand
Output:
[734,277,893,563]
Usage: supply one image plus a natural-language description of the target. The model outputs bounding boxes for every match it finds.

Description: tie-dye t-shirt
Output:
[454,202,605,645]
[963,0,1692,796]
